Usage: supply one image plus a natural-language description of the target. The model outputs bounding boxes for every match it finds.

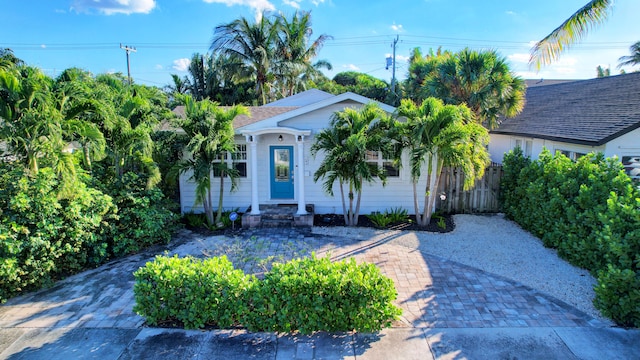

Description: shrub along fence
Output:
[501,148,640,327]
[436,163,504,213]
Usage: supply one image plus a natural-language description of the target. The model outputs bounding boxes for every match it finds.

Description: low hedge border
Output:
[133,254,402,334]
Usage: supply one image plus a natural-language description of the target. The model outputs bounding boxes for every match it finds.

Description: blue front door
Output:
[270,146,294,199]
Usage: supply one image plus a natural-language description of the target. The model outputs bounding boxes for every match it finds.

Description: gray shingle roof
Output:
[492,72,640,146]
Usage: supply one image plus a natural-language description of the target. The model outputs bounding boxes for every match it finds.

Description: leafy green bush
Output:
[133,255,254,329]
[109,172,180,256]
[501,149,640,327]
[0,167,117,302]
[594,266,640,328]
[243,254,402,334]
[133,254,402,333]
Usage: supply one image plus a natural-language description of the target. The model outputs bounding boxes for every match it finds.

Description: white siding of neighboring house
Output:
[603,127,640,159]
[489,133,606,163]
[179,101,424,215]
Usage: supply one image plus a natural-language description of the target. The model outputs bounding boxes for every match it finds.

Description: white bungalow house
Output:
[177,89,415,226]
[489,71,640,180]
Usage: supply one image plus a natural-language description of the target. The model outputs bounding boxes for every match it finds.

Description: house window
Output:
[556,149,585,162]
[514,138,532,157]
[213,144,247,178]
[366,150,399,177]
[232,144,248,178]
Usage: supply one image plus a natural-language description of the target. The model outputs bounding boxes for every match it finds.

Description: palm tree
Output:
[0,65,57,173]
[618,41,640,68]
[175,94,248,226]
[408,48,525,130]
[396,97,490,226]
[311,102,391,226]
[529,0,613,69]
[274,11,332,97]
[211,13,278,105]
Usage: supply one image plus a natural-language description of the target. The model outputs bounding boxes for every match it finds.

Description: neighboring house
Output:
[177,89,415,219]
[489,72,640,180]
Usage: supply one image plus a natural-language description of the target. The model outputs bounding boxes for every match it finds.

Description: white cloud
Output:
[172,58,191,72]
[202,0,275,20]
[505,10,516,16]
[343,64,360,71]
[390,23,404,33]
[282,0,301,8]
[508,53,530,64]
[71,0,156,15]
[155,64,164,70]
[311,0,326,5]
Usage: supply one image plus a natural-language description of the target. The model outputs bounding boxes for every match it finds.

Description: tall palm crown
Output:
[408,48,525,130]
[211,14,278,105]
[529,0,613,69]
[618,41,640,68]
[274,11,332,97]
[211,12,331,105]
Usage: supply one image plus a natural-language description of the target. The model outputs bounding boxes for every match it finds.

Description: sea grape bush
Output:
[501,148,640,327]
[133,254,402,333]
[0,165,180,303]
[0,167,117,301]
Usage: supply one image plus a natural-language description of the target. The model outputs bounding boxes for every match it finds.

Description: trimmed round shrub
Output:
[133,255,254,329]
[243,254,402,334]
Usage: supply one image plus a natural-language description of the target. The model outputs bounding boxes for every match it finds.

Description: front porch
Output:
[242,204,315,229]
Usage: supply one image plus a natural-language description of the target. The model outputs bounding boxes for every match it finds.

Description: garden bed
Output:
[313,213,455,233]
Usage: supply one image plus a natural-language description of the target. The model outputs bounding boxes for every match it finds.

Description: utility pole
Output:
[390,35,399,94]
[120,44,136,85]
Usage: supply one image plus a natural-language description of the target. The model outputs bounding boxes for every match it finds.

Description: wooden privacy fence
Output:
[435,164,504,213]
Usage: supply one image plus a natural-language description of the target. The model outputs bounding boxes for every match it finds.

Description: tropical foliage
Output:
[395,97,490,226]
[173,94,248,226]
[502,149,640,327]
[530,0,613,69]
[405,48,525,129]
[0,58,180,302]
[311,102,393,226]
[618,40,640,69]
[208,11,331,105]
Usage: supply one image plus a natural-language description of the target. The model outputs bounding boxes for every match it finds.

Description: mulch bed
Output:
[313,213,455,233]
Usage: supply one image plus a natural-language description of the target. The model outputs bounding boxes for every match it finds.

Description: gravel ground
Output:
[312,213,614,325]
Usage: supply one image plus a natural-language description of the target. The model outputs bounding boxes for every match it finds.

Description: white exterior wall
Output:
[603,127,640,159]
[179,101,421,215]
[489,133,605,163]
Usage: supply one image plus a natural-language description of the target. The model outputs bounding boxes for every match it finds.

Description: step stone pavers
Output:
[0,227,602,335]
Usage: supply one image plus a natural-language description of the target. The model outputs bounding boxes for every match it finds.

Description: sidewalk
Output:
[1,224,638,359]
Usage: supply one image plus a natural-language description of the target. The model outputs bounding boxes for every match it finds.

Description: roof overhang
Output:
[240,127,312,138]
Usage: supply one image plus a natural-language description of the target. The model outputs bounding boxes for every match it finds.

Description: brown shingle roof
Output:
[171,105,299,129]
[493,72,640,146]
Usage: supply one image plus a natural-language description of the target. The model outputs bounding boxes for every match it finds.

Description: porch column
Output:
[296,135,307,215]
[247,135,260,215]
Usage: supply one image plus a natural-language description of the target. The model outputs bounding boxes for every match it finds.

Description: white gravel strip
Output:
[312,213,614,325]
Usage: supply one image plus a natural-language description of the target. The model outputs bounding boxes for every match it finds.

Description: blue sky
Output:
[3,0,640,88]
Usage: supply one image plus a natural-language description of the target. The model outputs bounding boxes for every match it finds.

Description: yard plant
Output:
[133,254,402,333]
[502,148,640,327]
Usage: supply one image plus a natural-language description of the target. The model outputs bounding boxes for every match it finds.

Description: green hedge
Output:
[133,254,402,333]
[0,167,117,301]
[133,255,252,329]
[0,166,180,303]
[502,149,640,327]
